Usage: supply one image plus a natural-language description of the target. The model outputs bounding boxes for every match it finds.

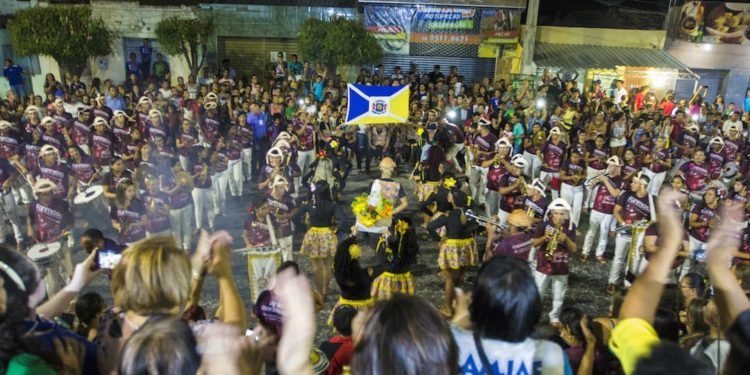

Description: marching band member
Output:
[435,189,477,317]
[165,160,194,250]
[706,137,726,181]
[146,109,169,144]
[134,96,153,136]
[22,105,43,135]
[0,156,24,250]
[559,149,586,227]
[102,158,133,201]
[371,217,418,301]
[67,144,100,191]
[583,134,609,209]
[581,156,623,263]
[642,136,671,196]
[331,236,373,324]
[237,112,254,183]
[468,119,497,208]
[485,209,533,262]
[226,124,245,197]
[50,97,73,134]
[241,195,282,301]
[684,187,720,278]
[90,116,114,172]
[142,176,172,238]
[608,172,654,293]
[723,123,743,163]
[523,178,549,229]
[40,117,66,158]
[92,94,113,122]
[483,137,512,219]
[200,101,221,144]
[258,146,300,195]
[27,178,74,294]
[111,110,133,159]
[532,198,577,325]
[267,175,297,261]
[14,127,43,205]
[297,180,338,305]
[210,136,230,217]
[539,126,566,200]
[34,145,76,202]
[677,148,710,203]
[523,122,546,179]
[294,112,317,195]
[70,107,92,155]
[620,149,642,192]
[497,156,528,226]
[672,122,700,173]
[191,145,215,232]
[110,179,147,247]
[176,119,199,172]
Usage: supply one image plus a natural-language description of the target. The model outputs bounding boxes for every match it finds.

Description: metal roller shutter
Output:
[380,54,495,85]
[674,69,727,103]
[218,37,299,81]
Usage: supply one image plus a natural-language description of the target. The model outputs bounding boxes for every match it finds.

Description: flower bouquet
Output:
[352,193,393,233]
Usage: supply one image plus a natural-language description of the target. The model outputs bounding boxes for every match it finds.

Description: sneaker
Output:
[596,256,608,264]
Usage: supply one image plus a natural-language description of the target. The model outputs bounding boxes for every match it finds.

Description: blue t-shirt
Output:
[3,64,23,85]
[313,81,325,102]
[22,317,98,375]
[744,96,750,113]
[512,122,525,148]
[140,46,153,61]
[247,112,268,141]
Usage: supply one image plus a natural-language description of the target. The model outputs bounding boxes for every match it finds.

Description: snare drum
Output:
[74,185,109,225]
[27,241,62,268]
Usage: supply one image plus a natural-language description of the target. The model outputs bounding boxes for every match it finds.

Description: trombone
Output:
[465,210,507,230]
[584,171,609,187]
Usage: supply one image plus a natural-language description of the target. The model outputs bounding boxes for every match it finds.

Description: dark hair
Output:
[724,309,750,375]
[633,341,713,375]
[682,273,707,298]
[686,298,710,336]
[560,306,585,344]
[82,228,104,242]
[0,246,55,373]
[332,305,357,337]
[351,294,458,375]
[277,261,300,274]
[470,256,541,342]
[653,307,681,343]
[334,237,364,287]
[117,314,200,375]
[75,292,105,336]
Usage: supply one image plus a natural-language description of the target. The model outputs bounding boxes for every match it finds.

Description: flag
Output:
[345,84,410,125]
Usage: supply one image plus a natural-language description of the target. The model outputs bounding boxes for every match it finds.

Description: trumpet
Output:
[545,224,562,260]
[584,171,609,186]
[465,210,507,230]
[518,177,527,195]
[526,205,535,218]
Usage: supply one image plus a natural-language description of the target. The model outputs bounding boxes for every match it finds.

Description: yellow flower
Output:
[348,244,362,259]
[443,177,457,189]
[394,219,409,235]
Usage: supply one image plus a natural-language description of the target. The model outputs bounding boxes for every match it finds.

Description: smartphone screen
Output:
[98,250,122,269]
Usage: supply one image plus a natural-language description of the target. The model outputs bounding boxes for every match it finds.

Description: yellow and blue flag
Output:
[345,84,410,125]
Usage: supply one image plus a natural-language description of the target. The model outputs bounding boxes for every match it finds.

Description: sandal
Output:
[596,256,608,264]
[579,254,589,262]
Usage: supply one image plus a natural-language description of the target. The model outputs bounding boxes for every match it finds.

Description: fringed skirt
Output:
[371,271,415,301]
[417,181,441,202]
[327,296,374,326]
[300,226,337,259]
[438,238,478,270]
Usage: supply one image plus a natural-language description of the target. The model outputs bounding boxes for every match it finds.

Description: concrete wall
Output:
[536,26,667,49]
[667,40,750,107]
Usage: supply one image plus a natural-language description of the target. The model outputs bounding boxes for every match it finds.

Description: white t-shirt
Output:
[613,88,628,104]
[452,326,573,375]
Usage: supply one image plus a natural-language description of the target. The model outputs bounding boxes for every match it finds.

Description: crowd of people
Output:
[1,47,750,375]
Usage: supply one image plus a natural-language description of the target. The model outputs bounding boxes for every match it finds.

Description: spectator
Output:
[152,53,170,83]
[140,39,153,79]
[3,59,25,98]
[319,305,357,375]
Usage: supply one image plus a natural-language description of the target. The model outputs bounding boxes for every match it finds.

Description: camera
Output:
[98,249,122,270]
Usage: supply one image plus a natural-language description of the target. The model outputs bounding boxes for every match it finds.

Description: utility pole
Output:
[520,0,540,75]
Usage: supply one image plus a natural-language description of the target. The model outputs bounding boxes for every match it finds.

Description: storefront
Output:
[359,0,526,84]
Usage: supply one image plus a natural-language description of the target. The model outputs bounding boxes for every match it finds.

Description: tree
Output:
[155,16,214,76]
[298,17,383,67]
[8,5,113,80]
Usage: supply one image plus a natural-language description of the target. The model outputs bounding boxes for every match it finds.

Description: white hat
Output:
[33,178,57,194]
[478,118,491,127]
[265,147,284,164]
[549,126,562,135]
[728,123,741,132]
[276,131,292,141]
[41,116,55,126]
[53,97,64,106]
[709,136,724,145]
[528,178,546,197]
[92,116,109,128]
[686,123,700,132]
[204,102,217,110]
[0,120,12,130]
[137,96,152,106]
[496,137,512,148]
[205,92,218,101]
[511,157,528,168]
[633,171,651,186]
[40,144,59,157]
[274,140,291,151]
[148,109,163,120]
[606,155,622,166]
[25,105,42,114]
[270,175,289,189]
[548,198,572,212]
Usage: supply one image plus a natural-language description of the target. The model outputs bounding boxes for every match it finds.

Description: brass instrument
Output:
[584,171,608,187]
[545,224,562,260]
[176,171,194,191]
[518,177,527,195]
[532,131,546,148]
[526,205,535,218]
[465,210,507,230]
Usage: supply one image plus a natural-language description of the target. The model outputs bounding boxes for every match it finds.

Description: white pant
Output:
[170,204,194,250]
[582,210,614,257]
[523,151,542,180]
[296,149,315,194]
[539,171,560,200]
[0,192,24,243]
[485,190,500,219]
[681,235,706,279]
[497,208,511,227]
[464,150,473,178]
[560,183,584,228]
[469,166,488,206]
[584,168,604,209]
[211,171,229,216]
[227,159,243,197]
[179,155,190,172]
[608,233,631,285]
[534,271,568,323]
[192,187,215,230]
[447,143,465,172]
[242,148,253,182]
[147,229,172,238]
[278,235,294,262]
[643,169,667,196]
